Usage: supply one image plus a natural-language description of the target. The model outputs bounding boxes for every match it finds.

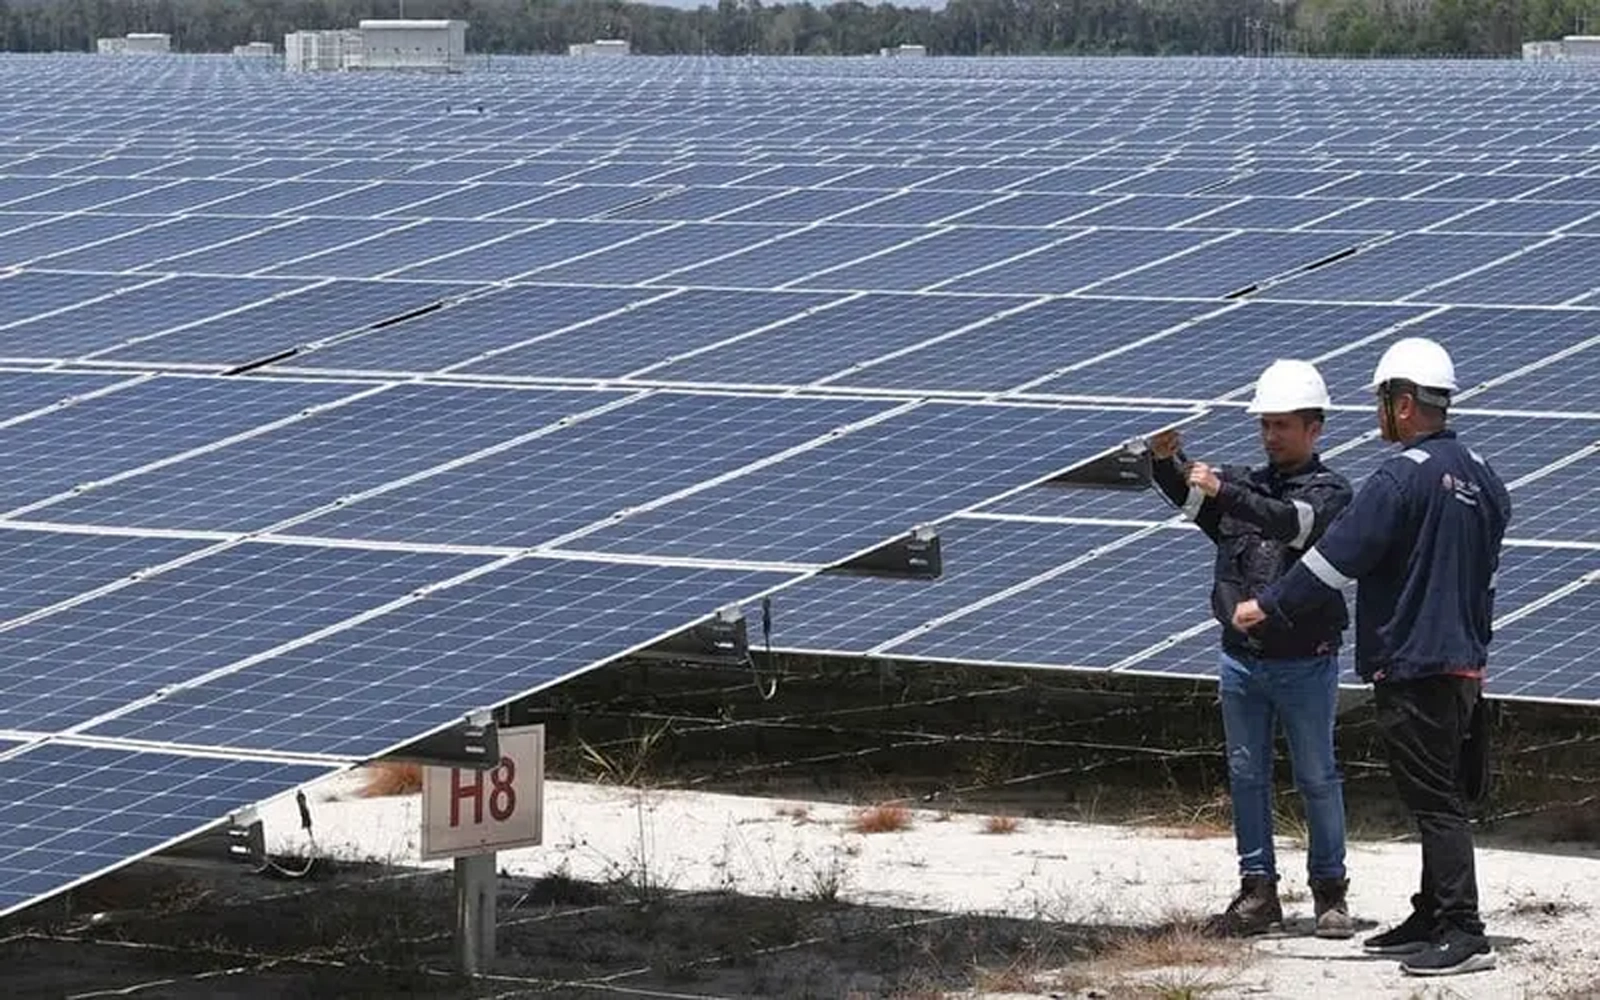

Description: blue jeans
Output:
[1218,650,1348,881]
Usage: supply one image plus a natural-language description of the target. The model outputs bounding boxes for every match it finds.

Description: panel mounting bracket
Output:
[829,524,943,580]
[637,604,751,667]
[384,713,501,770]
[1045,442,1153,492]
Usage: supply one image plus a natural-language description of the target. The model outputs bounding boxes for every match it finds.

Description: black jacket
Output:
[1153,451,1353,660]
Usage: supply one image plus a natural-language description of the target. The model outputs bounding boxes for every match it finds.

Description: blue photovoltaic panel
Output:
[150,218,400,274]
[2,177,165,212]
[290,284,661,374]
[295,181,453,218]
[1311,171,1444,200]
[388,182,559,220]
[643,293,1019,387]
[886,527,1214,668]
[0,543,491,731]
[259,220,532,279]
[713,188,891,224]
[1521,176,1600,203]
[192,179,364,216]
[1268,233,1538,302]
[608,186,782,222]
[572,402,1195,565]
[84,557,801,756]
[937,228,1219,295]
[91,280,470,368]
[2,275,314,361]
[1033,301,1425,400]
[87,178,259,215]
[1086,231,1362,298]
[1013,166,1154,194]
[0,215,157,267]
[0,272,154,328]
[1059,194,1237,229]
[1488,582,1600,702]
[1299,199,1470,233]
[383,219,666,282]
[37,385,624,533]
[1468,343,1600,411]
[0,375,365,513]
[827,297,1211,393]
[521,223,785,284]
[1493,545,1600,614]
[31,216,280,273]
[1181,196,1355,230]
[1298,415,1597,493]
[458,289,841,380]
[0,176,75,205]
[0,370,132,420]
[1312,306,1600,404]
[490,185,671,220]
[1423,237,1600,306]
[1504,461,1596,544]
[1097,168,1236,196]
[771,519,1135,654]
[832,190,998,226]
[792,227,1066,292]
[1203,170,1351,198]
[656,225,928,288]
[0,528,211,625]
[1433,201,1600,235]
[0,742,336,917]
[1415,174,1557,202]
[944,192,1113,226]
[289,392,896,547]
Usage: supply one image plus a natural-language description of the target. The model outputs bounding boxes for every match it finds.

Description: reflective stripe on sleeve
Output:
[1302,547,1354,590]
[1290,499,1315,549]
[1182,486,1205,520]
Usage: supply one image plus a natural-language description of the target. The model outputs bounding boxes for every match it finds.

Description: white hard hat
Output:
[1246,359,1331,415]
[1369,337,1458,394]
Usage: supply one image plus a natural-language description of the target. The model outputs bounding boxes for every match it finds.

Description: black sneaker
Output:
[1363,908,1433,955]
[1401,927,1496,977]
[1204,875,1283,938]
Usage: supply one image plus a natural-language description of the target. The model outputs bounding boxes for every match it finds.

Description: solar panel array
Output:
[1,52,1597,916]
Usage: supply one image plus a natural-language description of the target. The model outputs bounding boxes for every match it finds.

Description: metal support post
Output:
[454,852,496,974]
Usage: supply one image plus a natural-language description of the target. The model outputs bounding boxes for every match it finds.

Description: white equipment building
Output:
[568,39,631,57]
[358,19,468,72]
[97,33,172,55]
[879,44,927,57]
[1522,35,1600,59]
[232,41,275,58]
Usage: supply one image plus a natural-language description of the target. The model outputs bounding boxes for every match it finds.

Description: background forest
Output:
[0,0,1597,64]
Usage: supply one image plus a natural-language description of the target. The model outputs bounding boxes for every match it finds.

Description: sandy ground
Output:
[253,772,1600,999]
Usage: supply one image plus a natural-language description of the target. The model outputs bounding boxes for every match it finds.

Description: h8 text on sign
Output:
[420,724,543,861]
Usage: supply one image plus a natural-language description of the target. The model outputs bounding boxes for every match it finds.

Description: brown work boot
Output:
[1205,875,1283,937]
[1311,877,1354,939]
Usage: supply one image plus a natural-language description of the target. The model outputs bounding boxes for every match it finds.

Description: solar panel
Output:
[455,288,843,380]
[1087,231,1364,298]
[149,217,400,274]
[888,527,1214,669]
[287,284,662,374]
[0,376,365,514]
[0,741,337,918]
[1423,237,1600,306]
[936,228,1219,295]
[0,275,316,362]
[284,393,897,547]
[1267,233,1538,302]
[770,518,1135,655]
[31,216,284,273]
[1031,301,1426,400]
[522,222,784,285]
[83,556,802,756]
[32,384,629,533]
[570,402,1196,565]
[0,542,494,732]
[790,227,1066,292]
[657,225,932,288]
[822,297,1214,393]
[1488,580,1600,702]
[0,215,157,267]
[88,279,471,369]
[0,527,212,626]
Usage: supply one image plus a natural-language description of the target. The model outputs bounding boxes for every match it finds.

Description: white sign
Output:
[420,724,544,861]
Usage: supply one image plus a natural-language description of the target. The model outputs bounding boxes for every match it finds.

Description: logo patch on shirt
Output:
[1442,473,1481,507]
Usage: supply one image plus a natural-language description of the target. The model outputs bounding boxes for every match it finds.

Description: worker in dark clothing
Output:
[1148,359,1355,939]
[1235,337,1510,978]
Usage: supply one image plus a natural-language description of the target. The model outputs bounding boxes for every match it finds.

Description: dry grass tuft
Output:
[983,814,1022,835]
[775,804,812,824]
[851,803,913,834]
[1042,919,1251,999]
[359,762,422,798]
[1099,921,1244,972]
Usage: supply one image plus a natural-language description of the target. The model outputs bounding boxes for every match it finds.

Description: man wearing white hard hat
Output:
[1148,359,1355,940]
[1235,337,1511,977]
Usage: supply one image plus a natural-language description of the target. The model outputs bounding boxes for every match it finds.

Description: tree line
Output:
[1,0,1597,59]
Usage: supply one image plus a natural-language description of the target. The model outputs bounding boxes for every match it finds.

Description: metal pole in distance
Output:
[455,852,497,974]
